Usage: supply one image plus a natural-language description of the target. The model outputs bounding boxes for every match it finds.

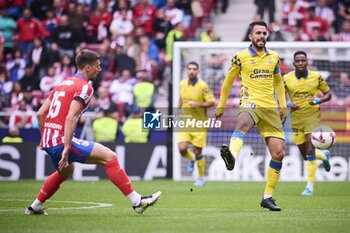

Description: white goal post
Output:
[172,41,350,181]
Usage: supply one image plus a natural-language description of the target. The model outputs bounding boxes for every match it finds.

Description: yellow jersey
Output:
[180,78,215,122]
[284,69,330,116]
[226,46,282,108]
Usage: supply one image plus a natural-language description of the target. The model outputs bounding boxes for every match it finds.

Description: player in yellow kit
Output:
[284,51,332,196]
[178,61,215,186]
[215,21,287,211]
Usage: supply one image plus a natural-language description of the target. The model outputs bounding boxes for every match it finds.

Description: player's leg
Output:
[25,165,74,215]
[221,111,255,170]
[193,146,205,186]
[25,146,74,215]
[178,132,195,174]
[260,137,285,211]
[86,142,161,214]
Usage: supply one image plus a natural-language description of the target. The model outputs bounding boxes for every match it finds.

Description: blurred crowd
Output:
[0,0,228,134]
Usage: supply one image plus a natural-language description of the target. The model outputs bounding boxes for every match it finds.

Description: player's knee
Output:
[178,145,188,155]
[59,164,74,178]
[272,145,285,161]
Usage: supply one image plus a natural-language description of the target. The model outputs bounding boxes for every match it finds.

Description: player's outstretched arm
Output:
[215,68,238,119]
[274,73,287,121]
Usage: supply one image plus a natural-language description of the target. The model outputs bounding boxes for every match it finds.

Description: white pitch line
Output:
[0,199,113,212]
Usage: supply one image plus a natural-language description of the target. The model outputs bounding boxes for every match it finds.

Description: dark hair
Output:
[293,50,307,59]
[187,61,199,69]
[248,21,268,34]
[75,49,101,70]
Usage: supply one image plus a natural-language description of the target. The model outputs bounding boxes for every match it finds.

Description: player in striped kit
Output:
[25,49,161,215]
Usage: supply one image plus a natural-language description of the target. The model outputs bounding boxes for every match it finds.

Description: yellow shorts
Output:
[239,106,284,140]
[177,131,207,148]
[291,113,320,145]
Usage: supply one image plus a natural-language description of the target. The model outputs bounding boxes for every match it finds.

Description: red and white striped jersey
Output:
[41,75,94,148]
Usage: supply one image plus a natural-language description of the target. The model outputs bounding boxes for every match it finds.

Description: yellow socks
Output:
[229,131,245,158]
[264,160,282,198]
[306,155,317,191]
[196,155,206,177]
[183,149,195,161]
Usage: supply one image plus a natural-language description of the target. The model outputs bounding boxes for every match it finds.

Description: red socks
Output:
[105,157,134,196]
[37,171,67,203]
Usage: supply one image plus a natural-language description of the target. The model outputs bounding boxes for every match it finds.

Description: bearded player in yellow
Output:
[284,51,332,196]
[178,61,215,186]
[215,21,287,211]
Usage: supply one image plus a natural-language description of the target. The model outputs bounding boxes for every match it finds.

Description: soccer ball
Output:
[311,126,336,150]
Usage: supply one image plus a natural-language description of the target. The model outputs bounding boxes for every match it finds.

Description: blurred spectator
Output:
[28,37,50,81]
[315,0,335,29]
[333,71,350,105]
[50,15,82,58]
[89,1,112,42]
[133,71,155,109]
[19,65,37,91]
[0,6,17,58]
[285,24,310,41]
[40,65,64,93]
[255,0,276,23]
[6,48,26,83]
[165,22,184,62]
[6,0,26,20]
[2,126,23,143]
[112,44,136,75]
[339,0,350,23]
[268,22,286,41]
[92,107,118,143]
[0,67,12,108]
[200,20,221,42]
[110,9,134,47]
[16,8,49,56]
[301,6,330,40]
[9,81,23,110]
[42,8,60,35]
[137,35,160,82]
[110,69,137,121]
[133,0,157,37]
[112,0,133,21]
[204,51,227,81]
[54,54,76,79]
[9,99,37,128]
[122,108,149,143]
[67,2,88,39]
[153,8,171,49]
[30,0,51,21]
[124,35,141,61]
[165,0,184,26]
[176,0,192,28]
[21,85,41,111]
[309,26,327,41]
[79,95,104,126]
[96,86,116,111]
[52,0,66,18]
[334,19,350,41]
[98,43,113,74]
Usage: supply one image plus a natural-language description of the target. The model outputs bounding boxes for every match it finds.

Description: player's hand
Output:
[308,97,321,105]
[279,108,287,126]
[188,101,200,108]
[58,148,70,171]
[290,102,299,110]
[215,107,224,119]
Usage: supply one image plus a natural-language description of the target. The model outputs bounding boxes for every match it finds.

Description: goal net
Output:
[172,42,350,181]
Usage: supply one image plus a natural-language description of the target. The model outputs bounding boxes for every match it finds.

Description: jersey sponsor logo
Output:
[250,69,273,79]
[59,80,75,86]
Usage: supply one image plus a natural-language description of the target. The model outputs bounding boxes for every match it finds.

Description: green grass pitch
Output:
[1,180,350,233]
